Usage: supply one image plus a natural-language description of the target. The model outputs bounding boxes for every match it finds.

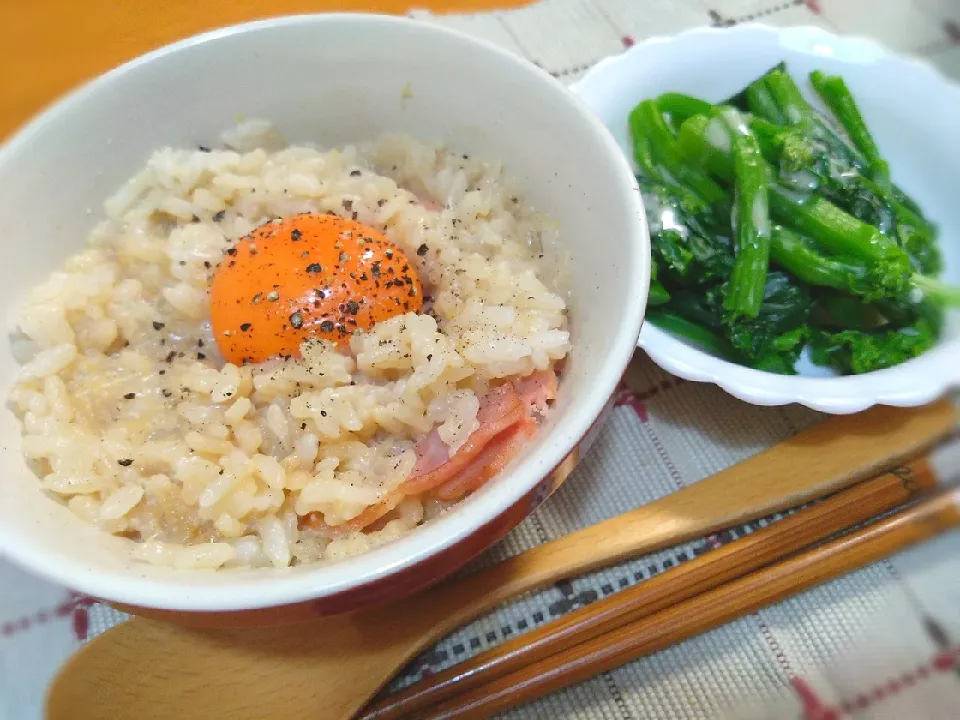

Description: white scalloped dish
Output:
[574,24,960,414]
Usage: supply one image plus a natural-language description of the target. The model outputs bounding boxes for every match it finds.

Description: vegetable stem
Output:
[745,82,787,125]
[628,110,663,182]
[646,309,738,360]
[630,101,726,204]
[768,192,906,265]
[809,70,890,187]
[770,225,869,293]
[762,68,817,129]
[717,107,772,319]
[655,93,714,124]
[910,274,960,308]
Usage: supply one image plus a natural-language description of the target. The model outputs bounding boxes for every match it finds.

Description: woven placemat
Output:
[4,1,960,719]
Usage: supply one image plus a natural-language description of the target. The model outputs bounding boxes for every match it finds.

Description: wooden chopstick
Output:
[413,483,960,720]
[360,453,943,720]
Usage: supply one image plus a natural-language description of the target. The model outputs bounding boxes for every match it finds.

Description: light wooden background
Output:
[1,0,523,140]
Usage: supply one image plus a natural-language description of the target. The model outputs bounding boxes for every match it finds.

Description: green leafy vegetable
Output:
[725,271,813,368]
[640,179,733,287]
[628,63,959,376]
[809,320,937,374]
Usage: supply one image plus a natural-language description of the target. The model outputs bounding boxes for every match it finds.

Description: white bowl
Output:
[574,24,960,414]
[0,14,648,619]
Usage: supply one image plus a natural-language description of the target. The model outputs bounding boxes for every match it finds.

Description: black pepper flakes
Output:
[203,261,212,269]
[417,244,429,256]
[198,145,212,153]
[164,351,176,363]
[162,389,173,398]
[152,321,165,331]
[213,210,226,222]
[342,199,353,211]
[191,215,200,223]
[290,311,304,329]
[306,263,323,274]
[349,170,361,177]
[240,323,252,332]
[320,410,328,417]
[371,262,382,278]
[197,352,206,360]
[123,392,136,400]
[291,228,302,242]
[319,320,335,333]
[117,458,134,467]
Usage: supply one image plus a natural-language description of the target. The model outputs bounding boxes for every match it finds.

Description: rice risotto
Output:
[7,124,571,570]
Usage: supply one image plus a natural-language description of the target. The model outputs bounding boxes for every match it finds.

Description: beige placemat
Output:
[3,1,960,719]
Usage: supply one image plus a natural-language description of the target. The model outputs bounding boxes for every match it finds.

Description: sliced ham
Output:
[303,487,406,538]
[401,382,525,496]
[304,371,557,536]
[435,415,538,501]
[411,429,450,476]
[513,369,559,416]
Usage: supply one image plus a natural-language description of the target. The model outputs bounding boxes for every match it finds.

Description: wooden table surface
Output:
[1,0,521,140]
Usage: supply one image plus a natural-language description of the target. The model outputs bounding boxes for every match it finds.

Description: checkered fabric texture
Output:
[3,1,960,718]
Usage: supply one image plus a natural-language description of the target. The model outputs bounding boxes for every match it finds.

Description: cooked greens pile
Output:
[634,63,960,375]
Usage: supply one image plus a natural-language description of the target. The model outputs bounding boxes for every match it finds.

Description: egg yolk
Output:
[210,213,423,365]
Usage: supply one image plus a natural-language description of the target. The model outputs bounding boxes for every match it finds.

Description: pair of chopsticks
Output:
[361,438,960,720]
